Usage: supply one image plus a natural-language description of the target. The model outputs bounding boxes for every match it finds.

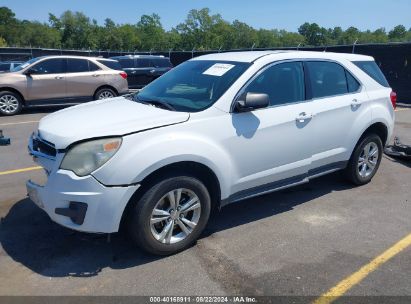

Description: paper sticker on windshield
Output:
[203,63,235,76]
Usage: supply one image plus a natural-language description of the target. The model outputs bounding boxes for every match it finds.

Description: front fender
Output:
[92,129,234,200]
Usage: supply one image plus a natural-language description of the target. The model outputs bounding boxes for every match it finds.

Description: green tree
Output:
[136,14,165,50]
[49,11,98,49]
[389,25,407,41]
[231,20,258,49]
[298,22,327,46]
[0,6,18,45]
[0,36,7,47]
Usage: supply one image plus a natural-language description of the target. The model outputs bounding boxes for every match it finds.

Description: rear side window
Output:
[244,61,305,106]
[117,59,135,69]
[152,58,172,68]
[67,59,90,73]
[306,61,350,98]
[88,61,100,71]
[345,70,360,92]
[97,60,122,71]
[137,58,151,68]
[353,61,390,87]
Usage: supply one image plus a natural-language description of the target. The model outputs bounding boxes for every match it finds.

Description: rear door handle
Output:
[92,74,100,77]
[351,98,359,106]
[55,75,64,80]
[296,112,314,122]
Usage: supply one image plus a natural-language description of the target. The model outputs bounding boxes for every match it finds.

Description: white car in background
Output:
[27,51,395,255]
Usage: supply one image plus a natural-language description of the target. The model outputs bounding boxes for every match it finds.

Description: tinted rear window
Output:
[67,59,89,73]
[97,60,122,70]
[306,61,348,98]
[117,59,135,69]
[353,61,389,87]
[137,58,151,68]
[152,58,172,68]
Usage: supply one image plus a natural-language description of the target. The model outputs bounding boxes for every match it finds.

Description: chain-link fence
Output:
[1,43,410,103]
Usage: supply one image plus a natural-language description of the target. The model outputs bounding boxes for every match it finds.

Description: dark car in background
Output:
[110,55,173,89]
[0,61,24,72]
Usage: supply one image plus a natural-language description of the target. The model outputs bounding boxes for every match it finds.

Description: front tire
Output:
[344,133,383,185]
[0,91,23,116]
[128,176,211,255]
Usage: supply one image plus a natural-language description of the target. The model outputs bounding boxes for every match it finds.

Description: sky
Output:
[1,0,411,32]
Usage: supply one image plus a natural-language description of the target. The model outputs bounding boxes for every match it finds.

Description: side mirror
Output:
[24,68,38,75]
[236,92,269,112]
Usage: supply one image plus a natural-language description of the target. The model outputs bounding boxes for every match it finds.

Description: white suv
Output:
[27,51,395,255]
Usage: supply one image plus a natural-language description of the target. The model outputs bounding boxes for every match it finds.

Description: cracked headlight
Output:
[60,137,122,176]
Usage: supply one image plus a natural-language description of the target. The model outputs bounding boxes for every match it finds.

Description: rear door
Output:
[150,58,173,81]
[26,58,67,101]
[134,58,153,87]
[65,58,105,99]
[117,58,140,88]
[303,60,371,171]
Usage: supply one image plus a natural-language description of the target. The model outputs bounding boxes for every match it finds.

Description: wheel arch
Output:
[119,161,222,231]
[93,85,118,99]
[359,122,389,146]
[0,87,25,105]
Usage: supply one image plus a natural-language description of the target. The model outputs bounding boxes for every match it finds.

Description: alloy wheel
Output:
[150,188,201,244]
[98,91,114,99]
[358,142,379,178]
[0,95,19,114]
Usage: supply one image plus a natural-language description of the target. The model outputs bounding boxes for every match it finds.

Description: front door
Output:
[226,61,315,195]
[26,58,67,101]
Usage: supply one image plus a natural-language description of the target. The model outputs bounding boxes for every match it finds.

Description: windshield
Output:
[136,60,251,112]
[11,57,41,72]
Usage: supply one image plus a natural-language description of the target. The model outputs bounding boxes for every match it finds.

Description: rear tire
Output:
[128,176,211,255]
[94,88,117,100]
[0,91,23,116]
[344,133,383,185]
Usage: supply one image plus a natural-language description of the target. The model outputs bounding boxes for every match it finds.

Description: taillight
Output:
[390,91,397,109]
[119,72,127,79]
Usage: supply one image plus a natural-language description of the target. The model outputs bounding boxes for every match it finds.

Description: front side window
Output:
[67,59,90,73]
[31,58,66,74]
[243,62,305,106]
[0,63,11,71]
[136,60,251,112]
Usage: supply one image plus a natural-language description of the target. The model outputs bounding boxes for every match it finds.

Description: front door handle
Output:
[150,69,155,74]
[296,112,314,122]
[55,75,64,80]
[92,74,100,77]
[351,98,359,106]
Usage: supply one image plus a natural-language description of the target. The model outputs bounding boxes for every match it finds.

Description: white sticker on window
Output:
[203,63,235,76]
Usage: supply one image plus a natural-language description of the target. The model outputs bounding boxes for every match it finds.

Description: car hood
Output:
[38,97,190,149]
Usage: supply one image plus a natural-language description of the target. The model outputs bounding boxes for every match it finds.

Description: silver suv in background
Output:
[0,56,129,115]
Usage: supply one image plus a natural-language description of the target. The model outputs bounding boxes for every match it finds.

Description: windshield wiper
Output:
[134,95,176,111]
